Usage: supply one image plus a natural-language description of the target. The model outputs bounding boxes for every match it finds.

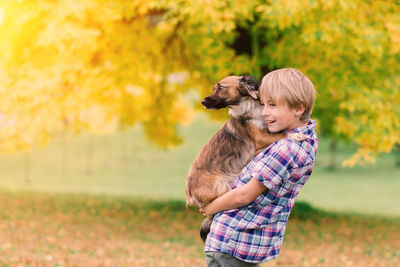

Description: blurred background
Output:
[0,0,399,266]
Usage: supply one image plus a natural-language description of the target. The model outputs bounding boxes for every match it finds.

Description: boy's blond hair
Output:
[260,68,316,122]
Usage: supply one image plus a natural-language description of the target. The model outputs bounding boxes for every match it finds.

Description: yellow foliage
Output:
[0,0,399,166]
[0,0,198,151]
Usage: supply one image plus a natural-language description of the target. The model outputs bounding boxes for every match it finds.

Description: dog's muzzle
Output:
[202,96,229,109]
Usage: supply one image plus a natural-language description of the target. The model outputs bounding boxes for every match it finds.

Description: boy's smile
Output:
[261,98,306,133]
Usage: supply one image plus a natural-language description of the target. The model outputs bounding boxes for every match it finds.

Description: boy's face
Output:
[260,95,306,133]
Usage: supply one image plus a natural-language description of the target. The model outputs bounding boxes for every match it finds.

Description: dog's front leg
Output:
[248,125,284,149]
[249,126,307,154]
[287,132,308,142]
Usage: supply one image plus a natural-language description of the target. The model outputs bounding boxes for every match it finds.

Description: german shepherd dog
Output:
[185,75,306,242]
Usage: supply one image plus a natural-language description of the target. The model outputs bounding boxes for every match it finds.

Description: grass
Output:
[0,192,205,266]
[0,191,398,266]
[0,114,399,217]
[301,139,400,218]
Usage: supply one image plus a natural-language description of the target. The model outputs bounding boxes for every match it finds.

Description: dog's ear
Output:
[239,75,259,99]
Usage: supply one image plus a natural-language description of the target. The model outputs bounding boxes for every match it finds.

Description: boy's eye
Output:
[269,103,276,107]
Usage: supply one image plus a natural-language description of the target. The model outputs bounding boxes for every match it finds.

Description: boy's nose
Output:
[261,106,269,117]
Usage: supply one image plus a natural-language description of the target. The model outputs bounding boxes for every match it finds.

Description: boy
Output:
[200,68,318,266]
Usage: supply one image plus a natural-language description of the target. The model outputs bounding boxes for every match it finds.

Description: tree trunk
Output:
[395,143,400,167]
[86,135,94,177]
[121,130,129,161]
[328,139,337,170]
[62,133,68,180]
[24,152,31,185]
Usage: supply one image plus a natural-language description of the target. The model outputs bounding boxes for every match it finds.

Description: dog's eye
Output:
[217,85,224,91]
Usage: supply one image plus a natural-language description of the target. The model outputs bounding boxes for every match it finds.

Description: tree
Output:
[0,0,193,151]
[0,0,399,166]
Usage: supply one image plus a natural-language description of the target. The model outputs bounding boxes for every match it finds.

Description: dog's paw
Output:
[287,133,308,142]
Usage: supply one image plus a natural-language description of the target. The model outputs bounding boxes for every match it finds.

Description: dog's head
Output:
[201,75,259,109]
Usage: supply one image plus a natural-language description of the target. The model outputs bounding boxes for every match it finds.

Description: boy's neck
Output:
[288,120,308,131]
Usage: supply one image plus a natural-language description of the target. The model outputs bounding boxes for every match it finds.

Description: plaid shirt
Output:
[205,120,318,263]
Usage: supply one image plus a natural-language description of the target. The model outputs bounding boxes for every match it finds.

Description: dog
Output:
[185,75,306,242]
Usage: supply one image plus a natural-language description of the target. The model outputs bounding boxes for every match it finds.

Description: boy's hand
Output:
[199,207,213,218]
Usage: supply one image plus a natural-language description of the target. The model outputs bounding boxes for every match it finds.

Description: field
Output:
[0,114,400,266]
[0,193,399,266]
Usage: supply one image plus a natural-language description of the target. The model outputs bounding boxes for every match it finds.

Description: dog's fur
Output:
[185,75,305,242]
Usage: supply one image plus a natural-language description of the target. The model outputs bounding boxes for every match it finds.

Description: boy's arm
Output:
[201,178,266,217]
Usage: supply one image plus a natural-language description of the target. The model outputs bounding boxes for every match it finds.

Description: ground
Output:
[0,192,399,266]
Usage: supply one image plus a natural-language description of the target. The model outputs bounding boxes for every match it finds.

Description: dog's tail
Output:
[200,217,213,242]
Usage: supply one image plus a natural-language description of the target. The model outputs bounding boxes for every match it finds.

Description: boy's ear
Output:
[295,105,306,117]
[239,75,259,99]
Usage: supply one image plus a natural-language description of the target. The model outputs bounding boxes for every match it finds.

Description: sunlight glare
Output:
[0,10,3,26]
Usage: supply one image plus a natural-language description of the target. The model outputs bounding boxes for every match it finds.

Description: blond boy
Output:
[201,68,318,266]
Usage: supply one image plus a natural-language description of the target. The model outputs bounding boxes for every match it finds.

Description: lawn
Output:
[0,114,400,266]
[0,192,399,266]
[0,114,399,217]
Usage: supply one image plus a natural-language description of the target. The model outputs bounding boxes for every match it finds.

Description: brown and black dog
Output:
[185,75,305,242]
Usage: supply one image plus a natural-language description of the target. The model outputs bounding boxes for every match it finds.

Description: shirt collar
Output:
[283,119,316,136]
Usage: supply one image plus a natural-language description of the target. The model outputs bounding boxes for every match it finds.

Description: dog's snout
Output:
[202,95,228,109]
[202,96,215,108]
